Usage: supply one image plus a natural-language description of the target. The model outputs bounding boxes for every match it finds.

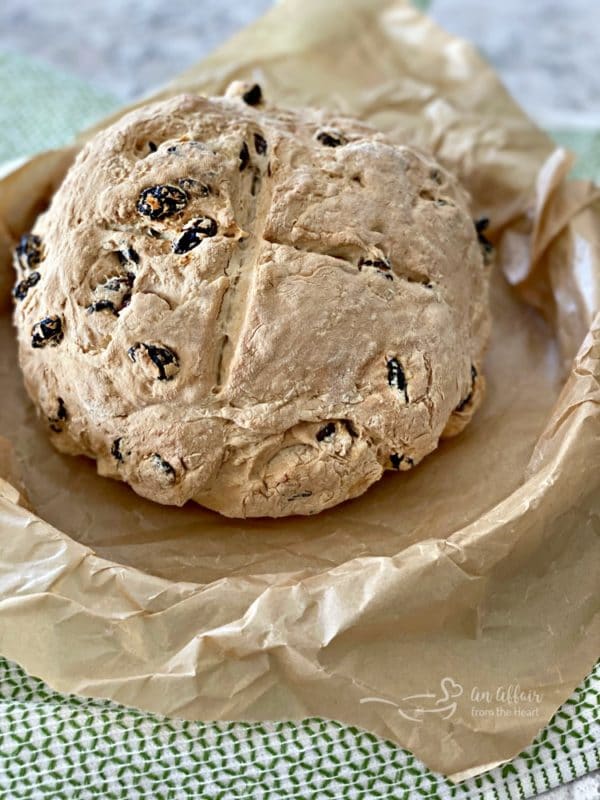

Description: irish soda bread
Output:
[12,85,491,517]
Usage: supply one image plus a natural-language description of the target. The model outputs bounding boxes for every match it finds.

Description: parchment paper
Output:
[0,0,599,782]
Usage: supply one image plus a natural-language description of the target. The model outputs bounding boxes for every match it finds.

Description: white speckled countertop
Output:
[0,1,597,797]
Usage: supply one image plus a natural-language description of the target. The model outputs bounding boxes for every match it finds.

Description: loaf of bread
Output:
[12,84,490,517]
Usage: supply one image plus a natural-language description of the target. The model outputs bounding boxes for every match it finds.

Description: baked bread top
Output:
[12,85,490,517]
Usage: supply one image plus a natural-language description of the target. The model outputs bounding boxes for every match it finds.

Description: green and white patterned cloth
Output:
[0,657,598,799]
[0,50,598,800]
[0,52,116,168]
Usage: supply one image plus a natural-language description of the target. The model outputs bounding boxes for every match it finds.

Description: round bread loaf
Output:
[12,85,491,517]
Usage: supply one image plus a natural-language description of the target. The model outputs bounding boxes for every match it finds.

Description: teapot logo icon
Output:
[360,677,463,723]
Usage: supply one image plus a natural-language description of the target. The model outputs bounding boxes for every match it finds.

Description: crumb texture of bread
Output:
[12,88,491,517]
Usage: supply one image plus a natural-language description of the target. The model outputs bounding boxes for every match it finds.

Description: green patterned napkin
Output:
[0,52,116,167]
[0,657,598,799]
[0,48,599,800]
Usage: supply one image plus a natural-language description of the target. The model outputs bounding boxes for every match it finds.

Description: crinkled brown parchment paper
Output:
[0,0,598,782]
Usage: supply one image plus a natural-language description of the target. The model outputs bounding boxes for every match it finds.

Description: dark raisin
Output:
[288,490,313,501]
[253,133,267,155]
[137,185,188,220]
[15,233,43,271]
[13,270,41,301]
[48,397,68,433]
[148,228,162,238]
[92,274,134,314]
[111,437,123,462]
[391,453,414,470]
[456,365,478,412]
[242,83,263,106]
[343,420,358,438]
[316,422,336,442]
[178,178,211,196]
[474,217,493,260]
[148,141,157,153]
[167,145,177,153]
[172,216,218,254]
[239,141,250,171]
[128,342,180,381]
[152,453,176,479]
[430,168,443,184]
[31,316,63,349]
[117,247,139,265]
[387,357,408,402]
[57,397,68,419]
[358,258,392,272]
[102,272,135,293]
[457,393,472,412]
[316,130,345,147]
[87,300,118,315]
[358,257,393,280]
